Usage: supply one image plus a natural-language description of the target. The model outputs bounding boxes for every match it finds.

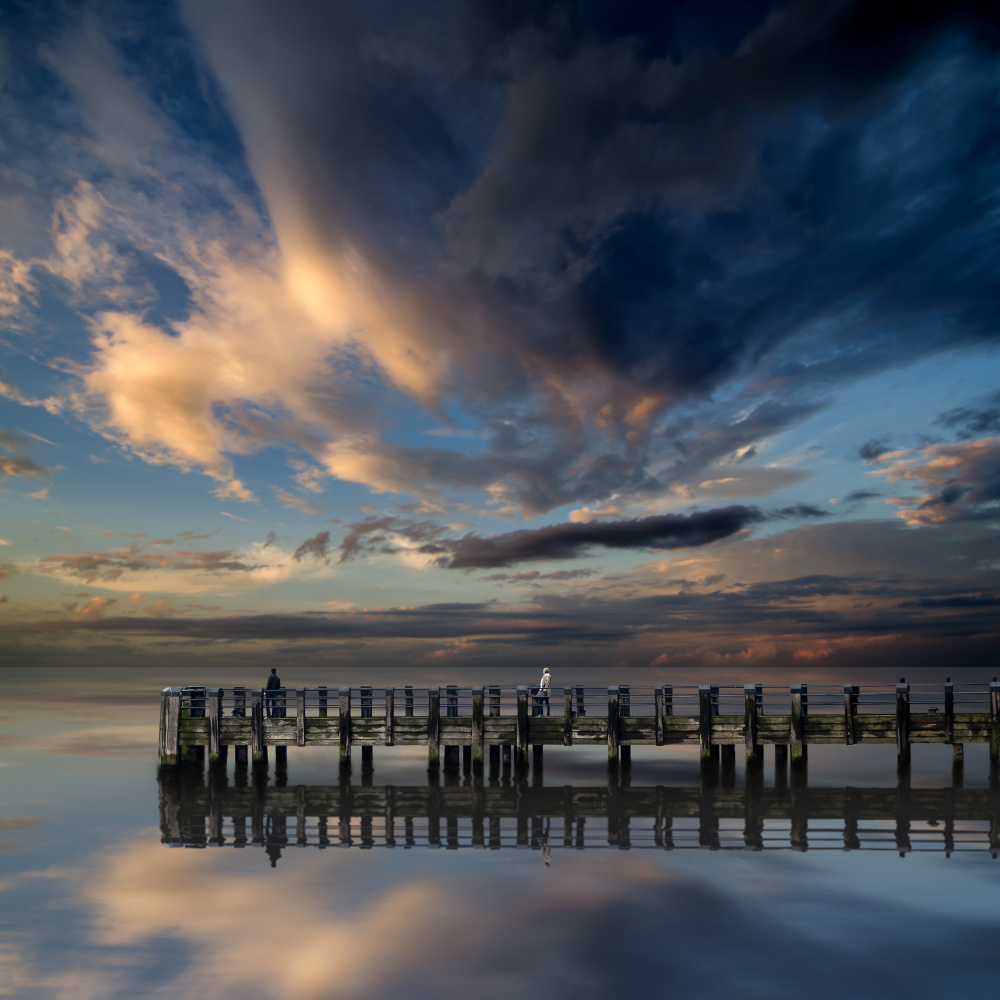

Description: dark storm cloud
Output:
[179,0,1000,514]
[435,507,766,569]
[337,515,448,563]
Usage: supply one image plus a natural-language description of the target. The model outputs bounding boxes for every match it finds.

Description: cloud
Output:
[292,531,331,563]
[858,438,891,462]
[0,564,17,580]
[869,437,1000,524]
[274,489,325,515]
[0,428,49,479]
[936,391,1000,440]
[74,596,116,621]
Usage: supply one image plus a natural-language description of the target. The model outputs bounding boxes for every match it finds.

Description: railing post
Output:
[655,686,664,746]
[208,688,222,764]
[318,685,327,717]
[444,685,459,771]
[607,686,620,767]
[744,685,758,763]
[515,686,529,771]
[563,685,573,746]
[576,685,586,717]
[472,686,484,772]
[339,687,352,766]
[251,689,267,769]
[296,688,306,746]
[160,688,181,768]
[427,687,440,770]
[790,684,807,765]
[844,684,859,745]
[896,678,911,770]
[405,686,414,716]
[385,687,395,746]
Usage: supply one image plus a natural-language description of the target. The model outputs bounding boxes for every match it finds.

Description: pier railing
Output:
[158,679,1000,774]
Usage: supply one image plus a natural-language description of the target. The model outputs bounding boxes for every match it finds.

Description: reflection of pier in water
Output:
[159,770,1000,862]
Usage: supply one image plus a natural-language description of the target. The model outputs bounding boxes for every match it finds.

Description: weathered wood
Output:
[897,679,911,767]
[251,689,266,767]
[563,686,573,746]
[516,686,529,770]
[444,685,459,771]
[991,681,1000,762]
[844,684,859,745]
[790,684,806,763]
[385,687,395,746]
[339,687,351,764]
[619,684,631,766]
[655,686,664,746]
[296,688,306,747]
[608,686,620,766]
[472,686,484,770]
[699,686,713,759]
[744,685,759,762]
[427,687,440,770]
[208,689,222,763]
[165,688,181,766]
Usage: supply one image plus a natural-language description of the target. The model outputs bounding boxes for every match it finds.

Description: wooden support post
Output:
[655,686,664,746]
[318,685,327,717]
[990,680,1000,764]
[444,685,459,771]
[844,684,859,745]
[744,685,758,763]
[427,687,440,770]
[533,744,544,774]
[754,683,765,762]
[160,687,181,767]
[385,687,395,746]
[699,686,713,760]
[234,686,247,766]
[489,685,501,774]
[943,679,954,743]
[208,688,222,764]
[251,689,267,768]
[619,684,631,767]
[790,684,807,764]
[720,743,736,786]
[296,688,306,747]
[896,679,911,769]
[339,687,352,765]
[515,686,529,771]
[563,686,573,746]
[462,745,472,776]
[472,686,484,771]
[774,743,788,788]
[405,685,414,716]
[607,686,620,767]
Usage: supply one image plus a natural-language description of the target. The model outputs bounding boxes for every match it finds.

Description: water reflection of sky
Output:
[3,669,1000,998]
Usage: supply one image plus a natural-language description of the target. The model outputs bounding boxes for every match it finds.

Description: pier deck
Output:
[159,679,1000,775]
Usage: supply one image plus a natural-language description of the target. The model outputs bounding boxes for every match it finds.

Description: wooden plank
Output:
[472,686,484,770]
[385,687,395,746]
[296,688,306,747]
[516,686,529,770]
[607,686,620,765]
[427,687,440,770]
[339,687,351,764]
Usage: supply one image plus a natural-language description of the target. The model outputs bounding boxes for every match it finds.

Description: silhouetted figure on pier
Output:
[265,668,281,718]
[536,667,551,716]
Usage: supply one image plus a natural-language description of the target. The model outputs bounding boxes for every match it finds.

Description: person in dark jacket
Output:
[265,667,281,718]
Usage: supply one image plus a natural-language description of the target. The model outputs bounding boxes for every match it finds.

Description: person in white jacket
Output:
[536,667,551,716]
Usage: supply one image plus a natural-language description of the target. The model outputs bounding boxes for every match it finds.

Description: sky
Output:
[0,0,998,674]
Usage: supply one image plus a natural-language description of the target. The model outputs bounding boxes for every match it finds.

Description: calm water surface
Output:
[3,667,1000,999]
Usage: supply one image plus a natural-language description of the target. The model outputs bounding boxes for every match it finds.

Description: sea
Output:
[2,664,999,999]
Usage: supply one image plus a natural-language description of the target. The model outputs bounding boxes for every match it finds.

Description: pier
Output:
[159,679,1000,779]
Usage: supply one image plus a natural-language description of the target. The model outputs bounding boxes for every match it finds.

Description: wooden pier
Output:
[158,679,1000,777]
[158,771,1000,857]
